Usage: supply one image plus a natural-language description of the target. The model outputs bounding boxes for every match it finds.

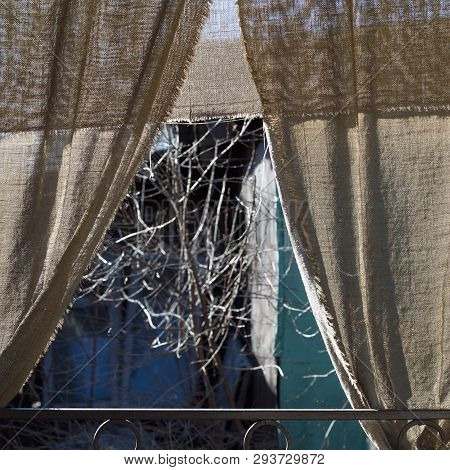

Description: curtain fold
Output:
[238,0,449,449]
[0,0,210,407]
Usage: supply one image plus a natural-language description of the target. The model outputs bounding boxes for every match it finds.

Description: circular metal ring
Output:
[93,419,143,450]
[397,419,447,449]
[243,419,292,450]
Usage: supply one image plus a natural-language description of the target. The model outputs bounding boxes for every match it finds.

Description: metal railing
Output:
[1,408,448,450]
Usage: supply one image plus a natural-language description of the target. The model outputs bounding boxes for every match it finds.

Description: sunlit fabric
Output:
[0,0,210,407]
[238,0,449,449]
[0,0,448,450]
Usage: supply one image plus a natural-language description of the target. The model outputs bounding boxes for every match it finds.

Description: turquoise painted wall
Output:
[276,203,370,450]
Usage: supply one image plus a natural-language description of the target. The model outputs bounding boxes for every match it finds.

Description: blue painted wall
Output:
[276,203,370,450]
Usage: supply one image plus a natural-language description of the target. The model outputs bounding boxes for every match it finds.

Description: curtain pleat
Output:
[0,0,210,407]
[238,0,449,449]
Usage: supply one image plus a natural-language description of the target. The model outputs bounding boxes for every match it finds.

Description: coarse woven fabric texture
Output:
[0,0,210,408]
[0,0,448,451]
[238,0,448,116]
[265,112,449,449]
[170,0,262,121]
[237,0,449,449]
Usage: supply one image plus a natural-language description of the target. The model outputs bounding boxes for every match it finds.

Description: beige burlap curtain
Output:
[0,0,210,407]
[0,0,448,451]
[237,0,449,449]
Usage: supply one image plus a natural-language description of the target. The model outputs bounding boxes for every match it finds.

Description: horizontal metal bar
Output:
[0,408,449,421]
